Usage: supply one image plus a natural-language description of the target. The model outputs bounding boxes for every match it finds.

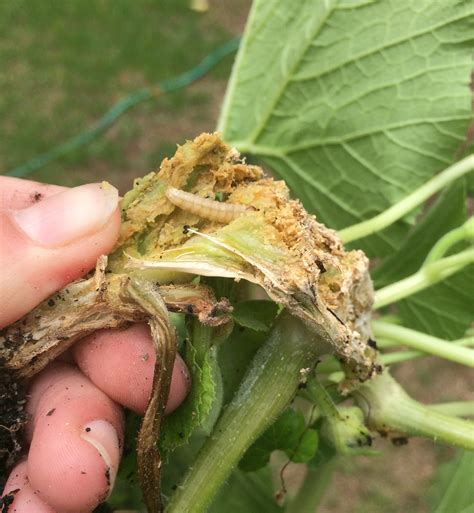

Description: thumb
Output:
[0,182,121,328]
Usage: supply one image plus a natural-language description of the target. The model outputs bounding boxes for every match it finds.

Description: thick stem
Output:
[285,459,337,513]
[371,321,474,367]
[374,249,474,309]
[355,371,474,450]
[165,312,324,513]
[339,155,474,243]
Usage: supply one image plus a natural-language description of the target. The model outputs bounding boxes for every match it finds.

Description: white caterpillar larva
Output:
[165,187,248,223]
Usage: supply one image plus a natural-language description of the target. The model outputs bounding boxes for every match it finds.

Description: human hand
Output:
[0,177,190,513]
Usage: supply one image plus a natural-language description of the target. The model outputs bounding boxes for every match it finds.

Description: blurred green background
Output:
[0,2,467,512]
[0,0,247,191]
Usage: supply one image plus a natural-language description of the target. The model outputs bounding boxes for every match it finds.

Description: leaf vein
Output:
[282,116,470,153]
[292,9,474,83]
[248,0,338,143]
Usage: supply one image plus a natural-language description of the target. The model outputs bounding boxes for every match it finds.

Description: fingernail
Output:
[13,182,118,247]
[80,420,120,494]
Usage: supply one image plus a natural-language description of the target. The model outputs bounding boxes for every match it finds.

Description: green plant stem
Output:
[355,371,474,450]
[319,348,436,373]
[381,337,474,365]
[372,321,474,367]
[374,249,474,309]
[305,376,339,418]
[338,155,474,243]
[165,312,324,513]
[375,337,400,348]
[377,334,474,351]
[317,336,474,373]
[424,218,474,264]
[430,401,474,418]
[380,349,435,365]
[376,335,474,349]
[285,459,337,513]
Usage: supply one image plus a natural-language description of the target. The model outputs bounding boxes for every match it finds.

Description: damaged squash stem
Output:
[127,278,178,513]
[166,312,324,513]
[0,134,377,504]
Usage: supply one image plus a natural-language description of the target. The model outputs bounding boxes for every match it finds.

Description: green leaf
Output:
[397,265,474,339]
[239,409,318,471]
[373,179,473,339]
[239,438,273,472]
[430,451,474,513]
[307,437,337,470]
[161,429,209,499]
[233,300,279,332]
[160,322,219,452]
[218,325,268,406]
[108,412,144,511]
[289,428,320,463]
[209,467,283,513]
[219,0,474,257]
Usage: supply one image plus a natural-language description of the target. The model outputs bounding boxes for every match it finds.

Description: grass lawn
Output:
[0,0,249,190]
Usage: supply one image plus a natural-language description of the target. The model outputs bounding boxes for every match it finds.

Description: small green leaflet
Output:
[233,300,279,332]
[219,0,474,257]
[429,451,474,513]
[290,429,319,463]
[160,322,218,452]
[239,409,318,471]
[374,180,473,339]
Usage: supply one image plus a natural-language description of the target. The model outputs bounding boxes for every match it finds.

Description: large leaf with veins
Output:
[218,0,474,256]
